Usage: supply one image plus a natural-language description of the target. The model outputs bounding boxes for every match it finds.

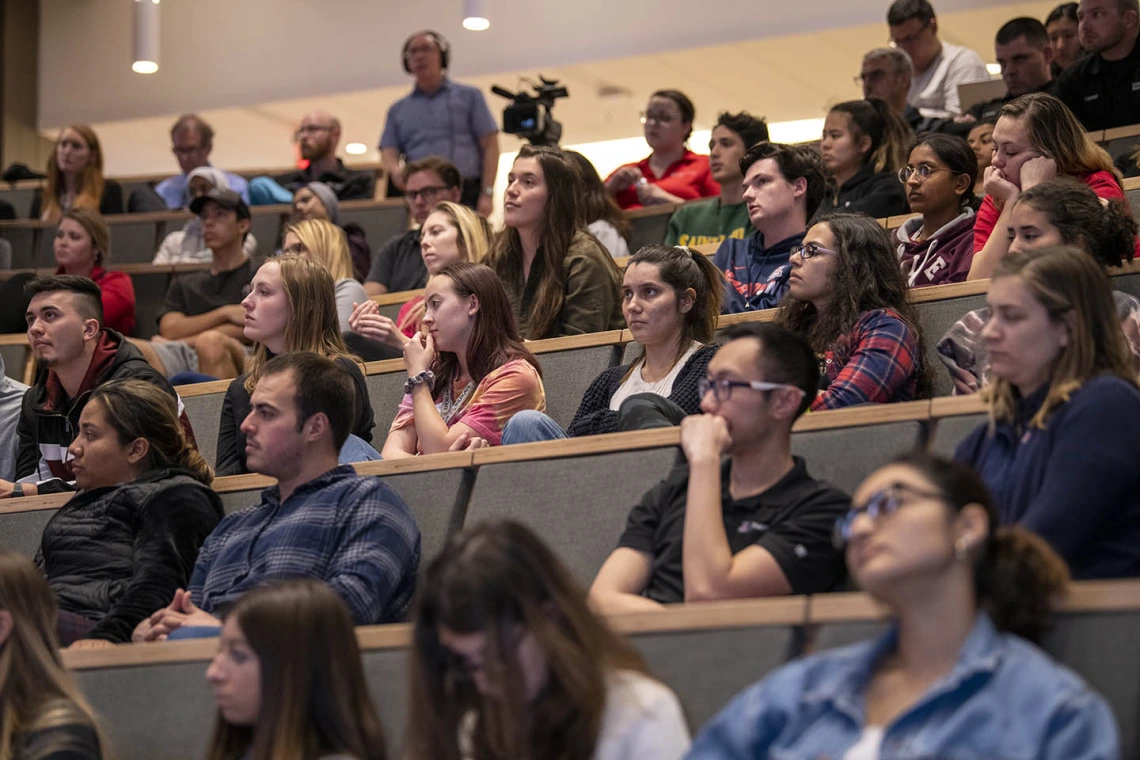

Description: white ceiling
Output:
[38,0,1053,175]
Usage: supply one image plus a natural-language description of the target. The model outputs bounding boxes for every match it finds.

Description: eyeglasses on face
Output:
[790,242,838,260]
[832,481,946,549]
[697,377,806,403]
[854,70,889,86]
[406,185,448,202]
[294,125,333,141]
[898,164,951,183]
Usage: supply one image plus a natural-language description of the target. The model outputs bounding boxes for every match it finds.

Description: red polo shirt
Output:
[608,150,720,210]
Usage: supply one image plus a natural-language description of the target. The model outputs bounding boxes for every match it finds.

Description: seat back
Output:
[180,388,227,469]
[0,506,59,556]
[914,293,987,397]
[629,210,673,252]
[534,344,623,429]
[791,420,924,495]
[129,271,172,339]
[340,204,410,253]
[928,413,987,458]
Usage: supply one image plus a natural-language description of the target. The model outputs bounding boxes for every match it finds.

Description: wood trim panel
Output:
[626,203,680,219]
[471,426,681,465]
[175,379,232,397]
[929,394,986,418]
[371,289,423,307]
[792,399,931,432]
[0,492,70,514]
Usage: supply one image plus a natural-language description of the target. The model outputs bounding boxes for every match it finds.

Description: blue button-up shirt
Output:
[687,613,1119,759]
[379,78,499,179]
[188,466,420,624]
[154,168,250,209]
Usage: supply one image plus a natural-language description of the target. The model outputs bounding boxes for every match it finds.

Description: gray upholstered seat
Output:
[534,344,623,430]
[340,204,409,252]
[180,389,227,470]
[928,413,987,459]
[791,420,924,496]
[914,293,987,398]
[0,507,58,556]
[629,210,673,253]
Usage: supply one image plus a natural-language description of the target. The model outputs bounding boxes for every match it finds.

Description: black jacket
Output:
[29,180,124,219]
[1056,37,1140,130]
[567,345,715,437]
[15,330,191,493]
[38,467,223,643]
[816,164,908,221]
[274,159,375,201]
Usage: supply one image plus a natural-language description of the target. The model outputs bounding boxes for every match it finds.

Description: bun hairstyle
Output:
[889,452,1069,642]
[828,98,913,175]
[1013,178,1138,268]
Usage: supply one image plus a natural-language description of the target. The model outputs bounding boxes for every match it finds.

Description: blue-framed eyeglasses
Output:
[833,482,946,549]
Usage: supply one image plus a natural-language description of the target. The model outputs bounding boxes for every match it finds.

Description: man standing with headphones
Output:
[380,30,500,217]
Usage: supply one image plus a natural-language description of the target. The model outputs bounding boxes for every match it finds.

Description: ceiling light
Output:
[132,0,160,75]
[463,0,490,30]
[345,142,368,155]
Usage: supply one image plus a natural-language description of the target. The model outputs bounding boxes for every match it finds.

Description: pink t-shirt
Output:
[389,358,545,451]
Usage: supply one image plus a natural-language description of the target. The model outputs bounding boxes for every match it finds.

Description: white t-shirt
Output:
[843,726,884,760]
[593,670,691,760]
[907,42,990,118]
[609,342,700,411]
[589,220,631,259]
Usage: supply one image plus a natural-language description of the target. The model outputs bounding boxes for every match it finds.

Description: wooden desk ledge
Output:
[175,377,232,397]
[626,203,682,219]
[792,398,932,433]
[0,491,71,515]
[471,425,683,465]
[1125,176,1140,192]
[0,333,28,346]
[928,394,986,418]
[370,289,423,308]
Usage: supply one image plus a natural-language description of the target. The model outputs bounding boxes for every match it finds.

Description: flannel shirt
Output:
[811,308,921,411]
[188,465,420,624]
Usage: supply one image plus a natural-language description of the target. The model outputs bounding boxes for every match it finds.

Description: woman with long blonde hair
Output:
[32,125,123,223]
[214,255,376,475]
[0,550,110,759]
[350,201,492,352]
[281,219,368,333]
[955,246,1140,579]
[968,92,1129,280]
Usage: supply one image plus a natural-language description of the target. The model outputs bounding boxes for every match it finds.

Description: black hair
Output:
[739,141,828,221]
[720,322,819,419]
[261,352,355,451]
[996,17,1050,48]
[1014,178,1138,267]
[714,112,770,153]
[649,89,695,142]
[24,274,103,324]
[885,452,1069,642]
[887,0,935,26]
[1045,2,1078,25]
[909,132,979,207]
[828,99,913,174]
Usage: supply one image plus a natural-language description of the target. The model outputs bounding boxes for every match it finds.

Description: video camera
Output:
[491,76,568,148]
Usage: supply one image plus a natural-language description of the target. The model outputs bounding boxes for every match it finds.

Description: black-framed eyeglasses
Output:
[698,377,806,403]
[898,164,951,184]
[854,70,888,87]
[406,185,448,202]
[790,242,838,260]
[832,482,946,549]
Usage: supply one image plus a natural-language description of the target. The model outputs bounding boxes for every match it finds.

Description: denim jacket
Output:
[686,613,1119,760]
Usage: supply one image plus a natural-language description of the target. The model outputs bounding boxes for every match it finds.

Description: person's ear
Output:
[791,176,808,202]
[82,317,101,342]
[857,134,873,158]
[0,610,11,649]
[304,412,330,444]
[769,386,803,422]
[1041,44,1055,66]
[928,17,939,37]
[954,172,972,196]
[954,503,989,556]
[238,218,252,237]
[678,288,696,315]
[467,294,481,319]
[125,437,150,466]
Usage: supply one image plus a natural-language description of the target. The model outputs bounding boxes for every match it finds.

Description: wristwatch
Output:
[11,482,23,498]
[481,185,494,196]
[404,370,436,395]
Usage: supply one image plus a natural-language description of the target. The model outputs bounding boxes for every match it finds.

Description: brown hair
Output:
[404,156,462,189]
[563,151,632,243]
[621,245,725,381]
[430,262,542,394]
[59,208,112,267]
[984,246,1137,429]
[828,98,913,175]
[42,125,106,224]
[407,521,652,760]
[1012,178,1137,267]
[0,551,111,760]
[243,256,361,394]
[170,114,214,150]
[205,580,386,760]
[1001,93,1121,187]
[90,379,213,484]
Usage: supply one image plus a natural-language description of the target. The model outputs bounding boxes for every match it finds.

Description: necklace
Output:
[438,379,476,424]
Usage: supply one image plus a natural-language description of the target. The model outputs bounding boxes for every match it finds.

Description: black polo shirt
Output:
[617,457,850,604]
[1055,36,1140,130]
[966,80,1055,123]
[365,227,427,293]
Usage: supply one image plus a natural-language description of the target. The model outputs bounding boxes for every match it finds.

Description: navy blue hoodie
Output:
[712,231,804,314]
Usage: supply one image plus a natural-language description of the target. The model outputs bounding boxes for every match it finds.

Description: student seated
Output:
[382,262,545,457]
[154,114,250,208]
[0,354,28,481]
[1046,2,1083,75]
[966,120,994,197]
[968,92,1129,280]
[588,323,850,614]
[205,580,386,760]
[5,275,191,498]
[215,256,376,477]
[605,89,718,210]
[712,141,828,313]
[687,453,1118,758]
[779,212,930,410]
[565,150,631,258]
[31,125,123,223]
[817,99,911,219]
[895,133,978,287]
[0,551,110,760]
[407,520,691,760]
[40,380,222,647]
[153,167,259,265]
[502,245,724,443]
[940,178,1140,393]
[666,111,768,247]
[955,246,1140,579]
[486,146,624,339]
[288,182,371,281]
[350,201,492,351]
[281,219,368,334]
[133,353,420,641]
[53,208,136,335]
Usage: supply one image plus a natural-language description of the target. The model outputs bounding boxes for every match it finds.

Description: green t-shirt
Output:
[665,198,752,247]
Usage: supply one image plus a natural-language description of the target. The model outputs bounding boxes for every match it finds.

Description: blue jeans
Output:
[500,410,568,445]
[339,434,382,464]
[248,176,294,205]
[166,625,221,640]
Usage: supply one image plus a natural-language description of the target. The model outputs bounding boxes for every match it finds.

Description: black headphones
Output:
[402,30,450,73]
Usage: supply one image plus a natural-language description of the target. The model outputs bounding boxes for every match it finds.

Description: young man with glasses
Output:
[364,156,463,296]
[712,141,827,314]
[887,0,989,118]
[588,323,850,614]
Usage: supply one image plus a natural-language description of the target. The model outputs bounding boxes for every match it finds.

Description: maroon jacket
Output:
[895,210,977,288]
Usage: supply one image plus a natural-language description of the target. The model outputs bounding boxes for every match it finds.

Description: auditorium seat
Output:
[0,187,38,219]
[178,380,230,468]
[108,218,163,265]
[927,396,987,458]
[627,205,676,252]
[531,332,625,429]
[1,226,36,269]
[363,362,408,443]
[910,285,987,398]
[0,337,28,382]
[339,200,410,252]
[0,499,66,557]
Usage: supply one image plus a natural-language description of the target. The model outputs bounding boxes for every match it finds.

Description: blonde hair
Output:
[42,125,106,224]
[1001,94,1122,186]
[0,551,111,760]
[243,255,361,394]
[284,219,353,282]
[984,246,1137,429]
[426,201,493,264]
[60,208,111,267]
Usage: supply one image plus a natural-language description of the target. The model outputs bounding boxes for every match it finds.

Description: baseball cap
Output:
[190,188,251,221]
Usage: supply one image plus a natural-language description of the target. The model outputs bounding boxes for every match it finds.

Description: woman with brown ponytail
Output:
[687,452,1119,759]
[38,379,223,648]
[817,98,912,219]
